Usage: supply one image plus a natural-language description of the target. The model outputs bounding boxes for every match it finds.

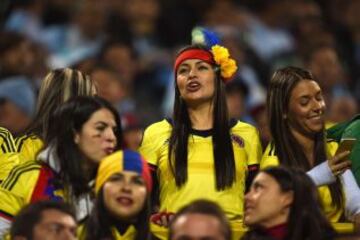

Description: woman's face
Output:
[74,108,117,164]
[287,79,326,136]
[103,171,147,220]
[176,59,216,106]
[244,172,293,228]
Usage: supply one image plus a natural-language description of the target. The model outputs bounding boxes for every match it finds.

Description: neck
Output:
[264,222,288,240]
[187,102,213,130]
[290,128,315,166]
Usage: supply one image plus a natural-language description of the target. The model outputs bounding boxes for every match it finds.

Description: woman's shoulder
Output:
[143,119,172,136]
[231,119,259,136]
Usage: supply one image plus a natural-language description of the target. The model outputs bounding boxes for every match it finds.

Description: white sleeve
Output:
[0,217,11,238]
[340,169,360,216]
[306,161,336,186]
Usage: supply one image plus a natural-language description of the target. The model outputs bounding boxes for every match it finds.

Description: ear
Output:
[74,132,80,144]
[282,191,294,207]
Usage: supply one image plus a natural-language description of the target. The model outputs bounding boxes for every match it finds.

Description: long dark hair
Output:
[266,66,343,210]
[244,167,336,240]
[82,187,151,240]
[45,96,122,198]
[168,45,235,191]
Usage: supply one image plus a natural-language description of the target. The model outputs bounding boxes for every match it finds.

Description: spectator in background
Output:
[0,77,35,136]
[328,93,358,124]
[121,113,144,151]
[225,80,253,123]
[90,64,132,114]
[0,31,35,80]
[304,44,350,113]
[243,166,336,240]
[10,201,77,240]
[168,200,232,240]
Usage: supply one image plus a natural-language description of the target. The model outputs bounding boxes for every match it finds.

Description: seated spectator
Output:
[10,200,77,240]
[243,166,336,240]
[168,199,232,240]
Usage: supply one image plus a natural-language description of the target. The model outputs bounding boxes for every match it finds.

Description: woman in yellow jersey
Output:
[139,27,262,239]
[0,96,122,237]
[79,150,152,240]
[261,66,352,223]
[13,68,97,167]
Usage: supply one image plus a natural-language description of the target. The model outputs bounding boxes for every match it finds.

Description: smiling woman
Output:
[79,149,152,240]
[261,66,353,224]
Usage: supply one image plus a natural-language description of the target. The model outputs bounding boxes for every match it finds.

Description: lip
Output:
[186,81,201,92]
[116,196,134,206]
[104,147,114,155]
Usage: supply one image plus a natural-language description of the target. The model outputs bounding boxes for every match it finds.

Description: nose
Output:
[120,179,132,193]
[188,67,197,79]
[105,128,116,142]
[313,99,325,114]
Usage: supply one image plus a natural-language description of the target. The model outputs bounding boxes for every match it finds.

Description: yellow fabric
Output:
[261,141,344,222]
[139,119,262,226]
[0,134,43,181]
[0,161,65,219]
[78,224,137,240]
[0,128,21,181]
[95,151,124,194]
[15,134,44,163]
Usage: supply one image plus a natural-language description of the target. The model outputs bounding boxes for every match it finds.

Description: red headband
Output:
[174,49,215,73]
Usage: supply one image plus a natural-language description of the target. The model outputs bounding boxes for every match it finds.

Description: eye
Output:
[315,94,323,101]
[198,65,209,70]
[132,176,145,186]
[95,123,107,132]
[299,98,309,106]
[108,173,124,182]
[177,67,188,75]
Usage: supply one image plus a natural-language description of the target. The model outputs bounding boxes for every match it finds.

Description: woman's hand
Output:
[150,211,175,227]
[328,151,351,176]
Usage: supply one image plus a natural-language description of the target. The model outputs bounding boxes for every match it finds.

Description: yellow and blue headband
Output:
[95,150,152,194]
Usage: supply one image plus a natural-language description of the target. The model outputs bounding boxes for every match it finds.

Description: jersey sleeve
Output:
[138,123,165,166]
[245,127,262,166]
[0,163,40,219]
[260,143,280,169]
[15,135,44,163]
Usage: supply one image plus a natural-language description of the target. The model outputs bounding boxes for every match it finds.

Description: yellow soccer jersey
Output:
[15,134,44,163]
[261,141,343,222]
[0,161,64,221]
[0,128,21,181]
[139,119,262,224]
[78,224,136,240]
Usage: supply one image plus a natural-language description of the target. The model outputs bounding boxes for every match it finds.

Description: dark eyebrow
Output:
[95,121,116,127]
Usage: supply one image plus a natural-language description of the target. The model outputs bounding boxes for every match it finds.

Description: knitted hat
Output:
[95,150,152,194]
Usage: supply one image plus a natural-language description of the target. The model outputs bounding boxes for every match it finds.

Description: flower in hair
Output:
[211,45,238,80]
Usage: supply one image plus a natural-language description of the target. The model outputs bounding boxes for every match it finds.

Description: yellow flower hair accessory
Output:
[211,45,238,81]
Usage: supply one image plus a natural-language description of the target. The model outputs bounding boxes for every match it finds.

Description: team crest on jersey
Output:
[231,134,245,148]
